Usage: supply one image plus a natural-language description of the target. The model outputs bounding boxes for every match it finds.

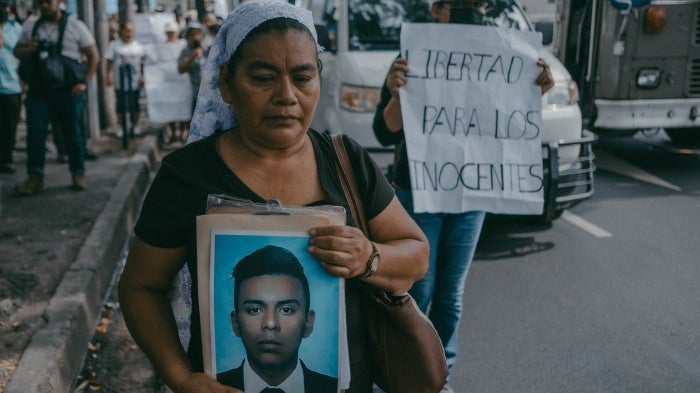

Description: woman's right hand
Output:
[382,58,409,132]
[387,58,409,98]
[174,372,243,393]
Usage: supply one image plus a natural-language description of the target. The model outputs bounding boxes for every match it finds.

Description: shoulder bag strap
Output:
[31,16,43,38]
[331,133,370,236]
[31,11,68,48]
[55,11,69,54]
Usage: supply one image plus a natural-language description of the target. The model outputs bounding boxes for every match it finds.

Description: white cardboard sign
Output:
[400,23,544,214]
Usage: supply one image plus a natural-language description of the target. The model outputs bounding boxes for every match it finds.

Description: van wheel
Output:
[666,128,700,146]
[593,127,638,138]
[539,205,564,224]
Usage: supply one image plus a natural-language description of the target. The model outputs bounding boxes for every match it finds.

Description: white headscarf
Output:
[186,0,321,143]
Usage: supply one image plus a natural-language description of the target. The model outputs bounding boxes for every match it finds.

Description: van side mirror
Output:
[534,20,554,46]
[315,24,333,53]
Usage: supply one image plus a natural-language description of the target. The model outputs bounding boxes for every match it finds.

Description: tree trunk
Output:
[119,0,131,24]
[94,0,117,131]
[196,0,206,21]
[136,0,147,13]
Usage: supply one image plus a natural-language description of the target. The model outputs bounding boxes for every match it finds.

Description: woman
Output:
[372,1,553,391]
[160,21,187,144]
[118,2,429,393]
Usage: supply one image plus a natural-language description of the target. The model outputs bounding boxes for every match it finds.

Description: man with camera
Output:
[177,22,207,138]
[14,0,98,194]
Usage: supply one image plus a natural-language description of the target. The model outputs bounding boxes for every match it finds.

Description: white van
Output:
[309,0,595,222]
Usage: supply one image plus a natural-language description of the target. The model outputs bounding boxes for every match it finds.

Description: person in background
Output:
[177,22,206,141]
[118,2,429,392]
[174,5,186,33]
[372,1,554,391]
[161,20,187,143]
[200,11,217,49]
[105,21,146,137]
[14,0,99,194]
[108,13,118,41]
[0,0,22,174]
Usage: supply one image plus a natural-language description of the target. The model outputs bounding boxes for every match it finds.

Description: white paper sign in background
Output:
[144,62,193,124]
[399,23,544,214]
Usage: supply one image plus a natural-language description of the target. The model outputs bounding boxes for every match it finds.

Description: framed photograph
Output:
[196,204,349,391]
[209,230,342,392]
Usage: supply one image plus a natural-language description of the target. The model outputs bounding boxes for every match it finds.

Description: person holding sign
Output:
[373,0,553,389]
[118,1,429,393]
[217,245,338,392]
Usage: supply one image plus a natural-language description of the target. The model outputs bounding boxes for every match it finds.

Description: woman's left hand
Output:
[536,58,555,95]
[308,226,373,278]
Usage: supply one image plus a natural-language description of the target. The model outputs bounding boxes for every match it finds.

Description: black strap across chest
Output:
[31,11,70,53]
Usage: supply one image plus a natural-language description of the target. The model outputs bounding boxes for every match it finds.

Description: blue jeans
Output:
[396,188,486,371]
[25,89,85,177]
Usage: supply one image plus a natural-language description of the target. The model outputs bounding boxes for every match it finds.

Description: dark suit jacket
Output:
[217,360,338,393]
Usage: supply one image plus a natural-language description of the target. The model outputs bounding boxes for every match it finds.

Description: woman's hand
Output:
[173,372,243,393]
[307,226,373,279]
[387,58,409,98]
[382,58,409,133]
[536,58,555,95]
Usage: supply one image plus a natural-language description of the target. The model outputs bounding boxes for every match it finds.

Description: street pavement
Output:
[0,121,158,393]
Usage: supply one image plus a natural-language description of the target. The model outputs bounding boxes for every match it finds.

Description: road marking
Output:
[595,150,682,192]
[561,210,613,238]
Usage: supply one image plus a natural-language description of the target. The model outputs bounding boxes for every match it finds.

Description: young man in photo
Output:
[217,245,337,393]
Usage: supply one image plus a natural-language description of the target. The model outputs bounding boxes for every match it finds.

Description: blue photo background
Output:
[212,231,340,377]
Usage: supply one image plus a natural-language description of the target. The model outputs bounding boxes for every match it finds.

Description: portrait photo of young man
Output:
[215,244,339,393]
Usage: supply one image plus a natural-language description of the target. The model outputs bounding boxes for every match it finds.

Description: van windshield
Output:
[347,0,532,51]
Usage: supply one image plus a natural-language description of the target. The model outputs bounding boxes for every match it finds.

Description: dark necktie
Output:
[261,388,285,393]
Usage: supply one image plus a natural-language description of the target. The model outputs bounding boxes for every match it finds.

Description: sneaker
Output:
[57,154,68,163]
[115,129,124,138]
[16,174,45,195]
[441,384,455,393]
[0,162,16,174]
[71,174,87,191]
[131,126,143,136]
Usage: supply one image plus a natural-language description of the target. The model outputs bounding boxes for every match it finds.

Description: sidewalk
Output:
[0,119,160,393]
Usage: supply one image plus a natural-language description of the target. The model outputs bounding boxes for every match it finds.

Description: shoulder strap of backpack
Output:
[56,11,69,53]
[30,16,43,38]
[30,11,69,53]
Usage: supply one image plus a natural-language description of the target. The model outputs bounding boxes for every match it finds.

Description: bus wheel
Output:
[666,128,700,146]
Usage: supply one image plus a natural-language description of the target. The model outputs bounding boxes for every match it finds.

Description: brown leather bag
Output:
[331,134,448,393]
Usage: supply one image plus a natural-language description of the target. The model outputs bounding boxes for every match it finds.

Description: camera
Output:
[37,40,57,60]
[193,39,201,49]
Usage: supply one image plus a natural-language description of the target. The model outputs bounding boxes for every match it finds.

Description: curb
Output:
[4,136,158,393]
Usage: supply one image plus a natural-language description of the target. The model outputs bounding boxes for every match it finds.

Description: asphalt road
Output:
[74,131,700,393]
[449,132,700,392]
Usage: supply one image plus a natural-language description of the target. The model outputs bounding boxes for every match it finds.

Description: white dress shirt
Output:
[243,358,305,393]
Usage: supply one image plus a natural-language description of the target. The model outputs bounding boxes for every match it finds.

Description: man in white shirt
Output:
[217,245,338,393]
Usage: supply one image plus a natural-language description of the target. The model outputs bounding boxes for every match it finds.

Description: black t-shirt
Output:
[133,129,394,391]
